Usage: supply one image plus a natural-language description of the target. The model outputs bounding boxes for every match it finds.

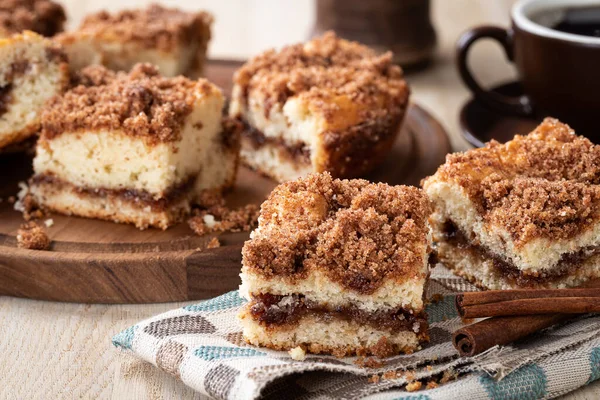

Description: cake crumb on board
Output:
[206,237,220,249]
[188,191,259,235]
[17,222,50,250]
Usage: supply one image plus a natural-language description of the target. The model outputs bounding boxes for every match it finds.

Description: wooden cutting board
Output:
[0,60,451,304]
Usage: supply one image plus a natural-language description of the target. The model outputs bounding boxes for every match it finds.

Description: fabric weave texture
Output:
[113,266,600,400]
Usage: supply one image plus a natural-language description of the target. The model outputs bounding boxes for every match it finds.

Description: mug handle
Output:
[456,26,533,116]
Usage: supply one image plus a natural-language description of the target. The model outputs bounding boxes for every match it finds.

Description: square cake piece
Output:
[0,31,68,150]
[238,173,432,357]
[423,118,600,290]
[0,0,66,38]
[229,31,410,183]
[56,4,212,77]
[30,64,240,230]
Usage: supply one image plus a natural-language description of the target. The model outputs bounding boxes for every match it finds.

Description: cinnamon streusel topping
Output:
[243,173,432,294]
[0,0,65,37]
[75,4,212,51]
[233,31,409,131]
[41,63,219,144]
[431,118,600,245]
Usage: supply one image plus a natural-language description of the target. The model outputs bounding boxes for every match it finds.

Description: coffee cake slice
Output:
[56,4,212,77]
[0,0,66,38]
[229,31,409,183]
[30,64,239,230]
[423,118,600,290]
[238,173,432,357]
[0,31,68,150]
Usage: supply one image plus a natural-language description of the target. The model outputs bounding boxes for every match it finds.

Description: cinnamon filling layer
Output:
[240,120,311,164]
[441,220,600,286]
[0,61,33,117]
[0,84,12,116]
[31,173,196,212]
[249,293,428,335]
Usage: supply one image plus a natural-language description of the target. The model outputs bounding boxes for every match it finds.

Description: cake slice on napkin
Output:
[238,172,432,357]
[423,118,600,290]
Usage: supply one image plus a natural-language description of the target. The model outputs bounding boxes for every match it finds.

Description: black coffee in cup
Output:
[457,0,600,139]
[538,6,600,37]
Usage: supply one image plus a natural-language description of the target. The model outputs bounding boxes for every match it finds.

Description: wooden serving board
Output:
[0,60,451,304]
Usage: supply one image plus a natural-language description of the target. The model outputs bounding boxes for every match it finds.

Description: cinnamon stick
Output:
[456,287,600,318]
[452,280,600,357]
[457,288,600,307]
[458,296,600,318]
[452,314,571,357]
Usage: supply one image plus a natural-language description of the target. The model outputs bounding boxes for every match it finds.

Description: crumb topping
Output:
[233,31,409,130]
[428,118,600,245]
[17,221,50,250]
[76,4,212,51]
[0,0,65,37]
[41,63,219,143]
[242,172,431,294]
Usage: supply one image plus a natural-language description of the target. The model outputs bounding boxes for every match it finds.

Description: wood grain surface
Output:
[0,60,450,304]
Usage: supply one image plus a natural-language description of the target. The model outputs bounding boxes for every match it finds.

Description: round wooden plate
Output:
[0,60,451,304]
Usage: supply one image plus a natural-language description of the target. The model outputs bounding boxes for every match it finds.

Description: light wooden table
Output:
[1,1,596,398]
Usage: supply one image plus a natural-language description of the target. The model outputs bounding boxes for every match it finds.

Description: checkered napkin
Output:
[113,266,600,400]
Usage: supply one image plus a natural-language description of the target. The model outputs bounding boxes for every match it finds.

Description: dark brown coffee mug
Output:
[457,0,600,137]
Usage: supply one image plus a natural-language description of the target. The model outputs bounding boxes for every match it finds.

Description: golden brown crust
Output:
[241,322,424,358]
[426,118,600,246]
[41,63,219,144]
[242,172,432,294]
[0,0,65,37]
[71,4,212,51]
[0,123,40,150]
[318,111,405,177]
[246,336,418,359]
